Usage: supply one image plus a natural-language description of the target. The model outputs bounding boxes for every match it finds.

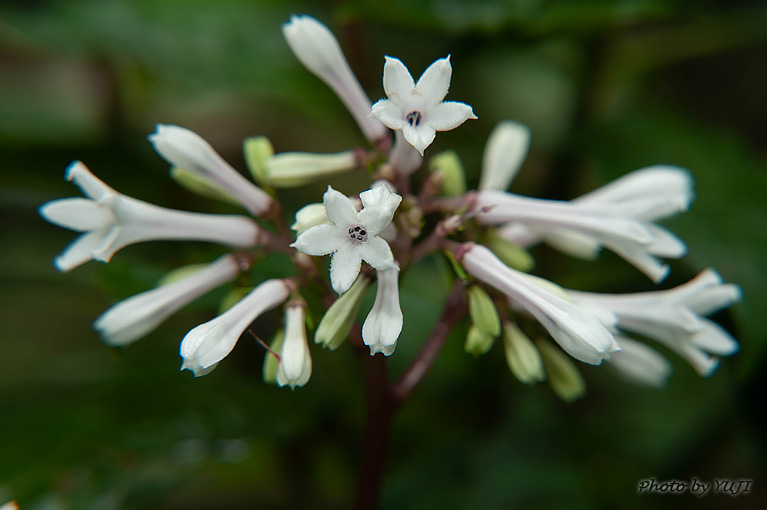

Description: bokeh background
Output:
[1,0,765,508]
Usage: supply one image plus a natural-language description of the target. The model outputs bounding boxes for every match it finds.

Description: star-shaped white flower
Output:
[370,56,477,155]
[291,184,401,294]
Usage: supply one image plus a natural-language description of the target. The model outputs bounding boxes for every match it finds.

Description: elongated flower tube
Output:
[277,302,312,389]
[569,269,741,376]
[282,15,387,146]
[477,188,687,282]
[264,150,358,188]
[180,279,292,376]
[94,254,242,346]
[457,243,619,365]
[149,124,274,216]
[477,121,531,191]
[370,56,477,155]
[389,130,424,176]
[608,336,672,387]
[493,166,693,280]
[362,267,403,356]
[39,162,264,272]
[292,184,401,294]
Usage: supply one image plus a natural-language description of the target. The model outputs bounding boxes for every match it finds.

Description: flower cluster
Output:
[41,14,740,399]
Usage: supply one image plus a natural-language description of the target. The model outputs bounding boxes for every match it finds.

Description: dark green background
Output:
[1,0,764,508]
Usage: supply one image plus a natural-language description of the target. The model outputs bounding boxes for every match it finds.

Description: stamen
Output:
[406,111,423,127]
[347,224,368,243]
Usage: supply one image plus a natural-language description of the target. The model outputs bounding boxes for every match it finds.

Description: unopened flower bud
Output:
[262,330,284,385]
[465,325,495,356]
[429,150,466,196]
[536,339,586,403]
[265,151,357,188]
[478,121,531,191]
[170,166,240,206]
[502,321,544,384]
[149,124,273,216]
[282,15,387,144]
[291,203,329,235]
[315,276,371,350]
[277,302,312,389]
[468,285,501,337]
[485,229,534,272]
[243,136,274,183]
[362,268,403,356]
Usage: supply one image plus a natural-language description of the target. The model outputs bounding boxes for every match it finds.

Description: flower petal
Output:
[54,230,107,272]
[370,99,406,130]
[330,247,363,294]
[291,224,344,256]
[415,56,452,104]
[402,124,436,156]
[39,198,114,232]
[609,336,672,387]
[358,236,396,271]
[357,184,402,236]
[428,101,477,131]
[323,185,358,226]
[382,56,415,101]
[66,161,115,200]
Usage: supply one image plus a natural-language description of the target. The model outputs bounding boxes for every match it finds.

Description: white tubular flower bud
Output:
[362,267,403,356]
[282,15,387,145]
[291,203,329,235]
[277,302,312,389]
[94,255,241,346]
[149,124,274,216]
[265,151,357,188]
[478,121,531,191]
[458,243,619,365]
[180,279,292,376]
[39,162,263,272]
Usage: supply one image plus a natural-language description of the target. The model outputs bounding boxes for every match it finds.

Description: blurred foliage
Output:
[1,0,765,509]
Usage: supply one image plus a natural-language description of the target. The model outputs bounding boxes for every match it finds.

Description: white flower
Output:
[608,336,672,387]
[458,243,619,365]
[291,184,401,294]
[39,161,263,272]
[570,269,741,376]
[180,279,292,376]
[149,124,274,216]
[277,302,312,389]
[362,267,403,356]
[490,166,693,281]
[282,15,387,145]
[477,121,531,191]
[94,254,241,346]
[370,56,477,155]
